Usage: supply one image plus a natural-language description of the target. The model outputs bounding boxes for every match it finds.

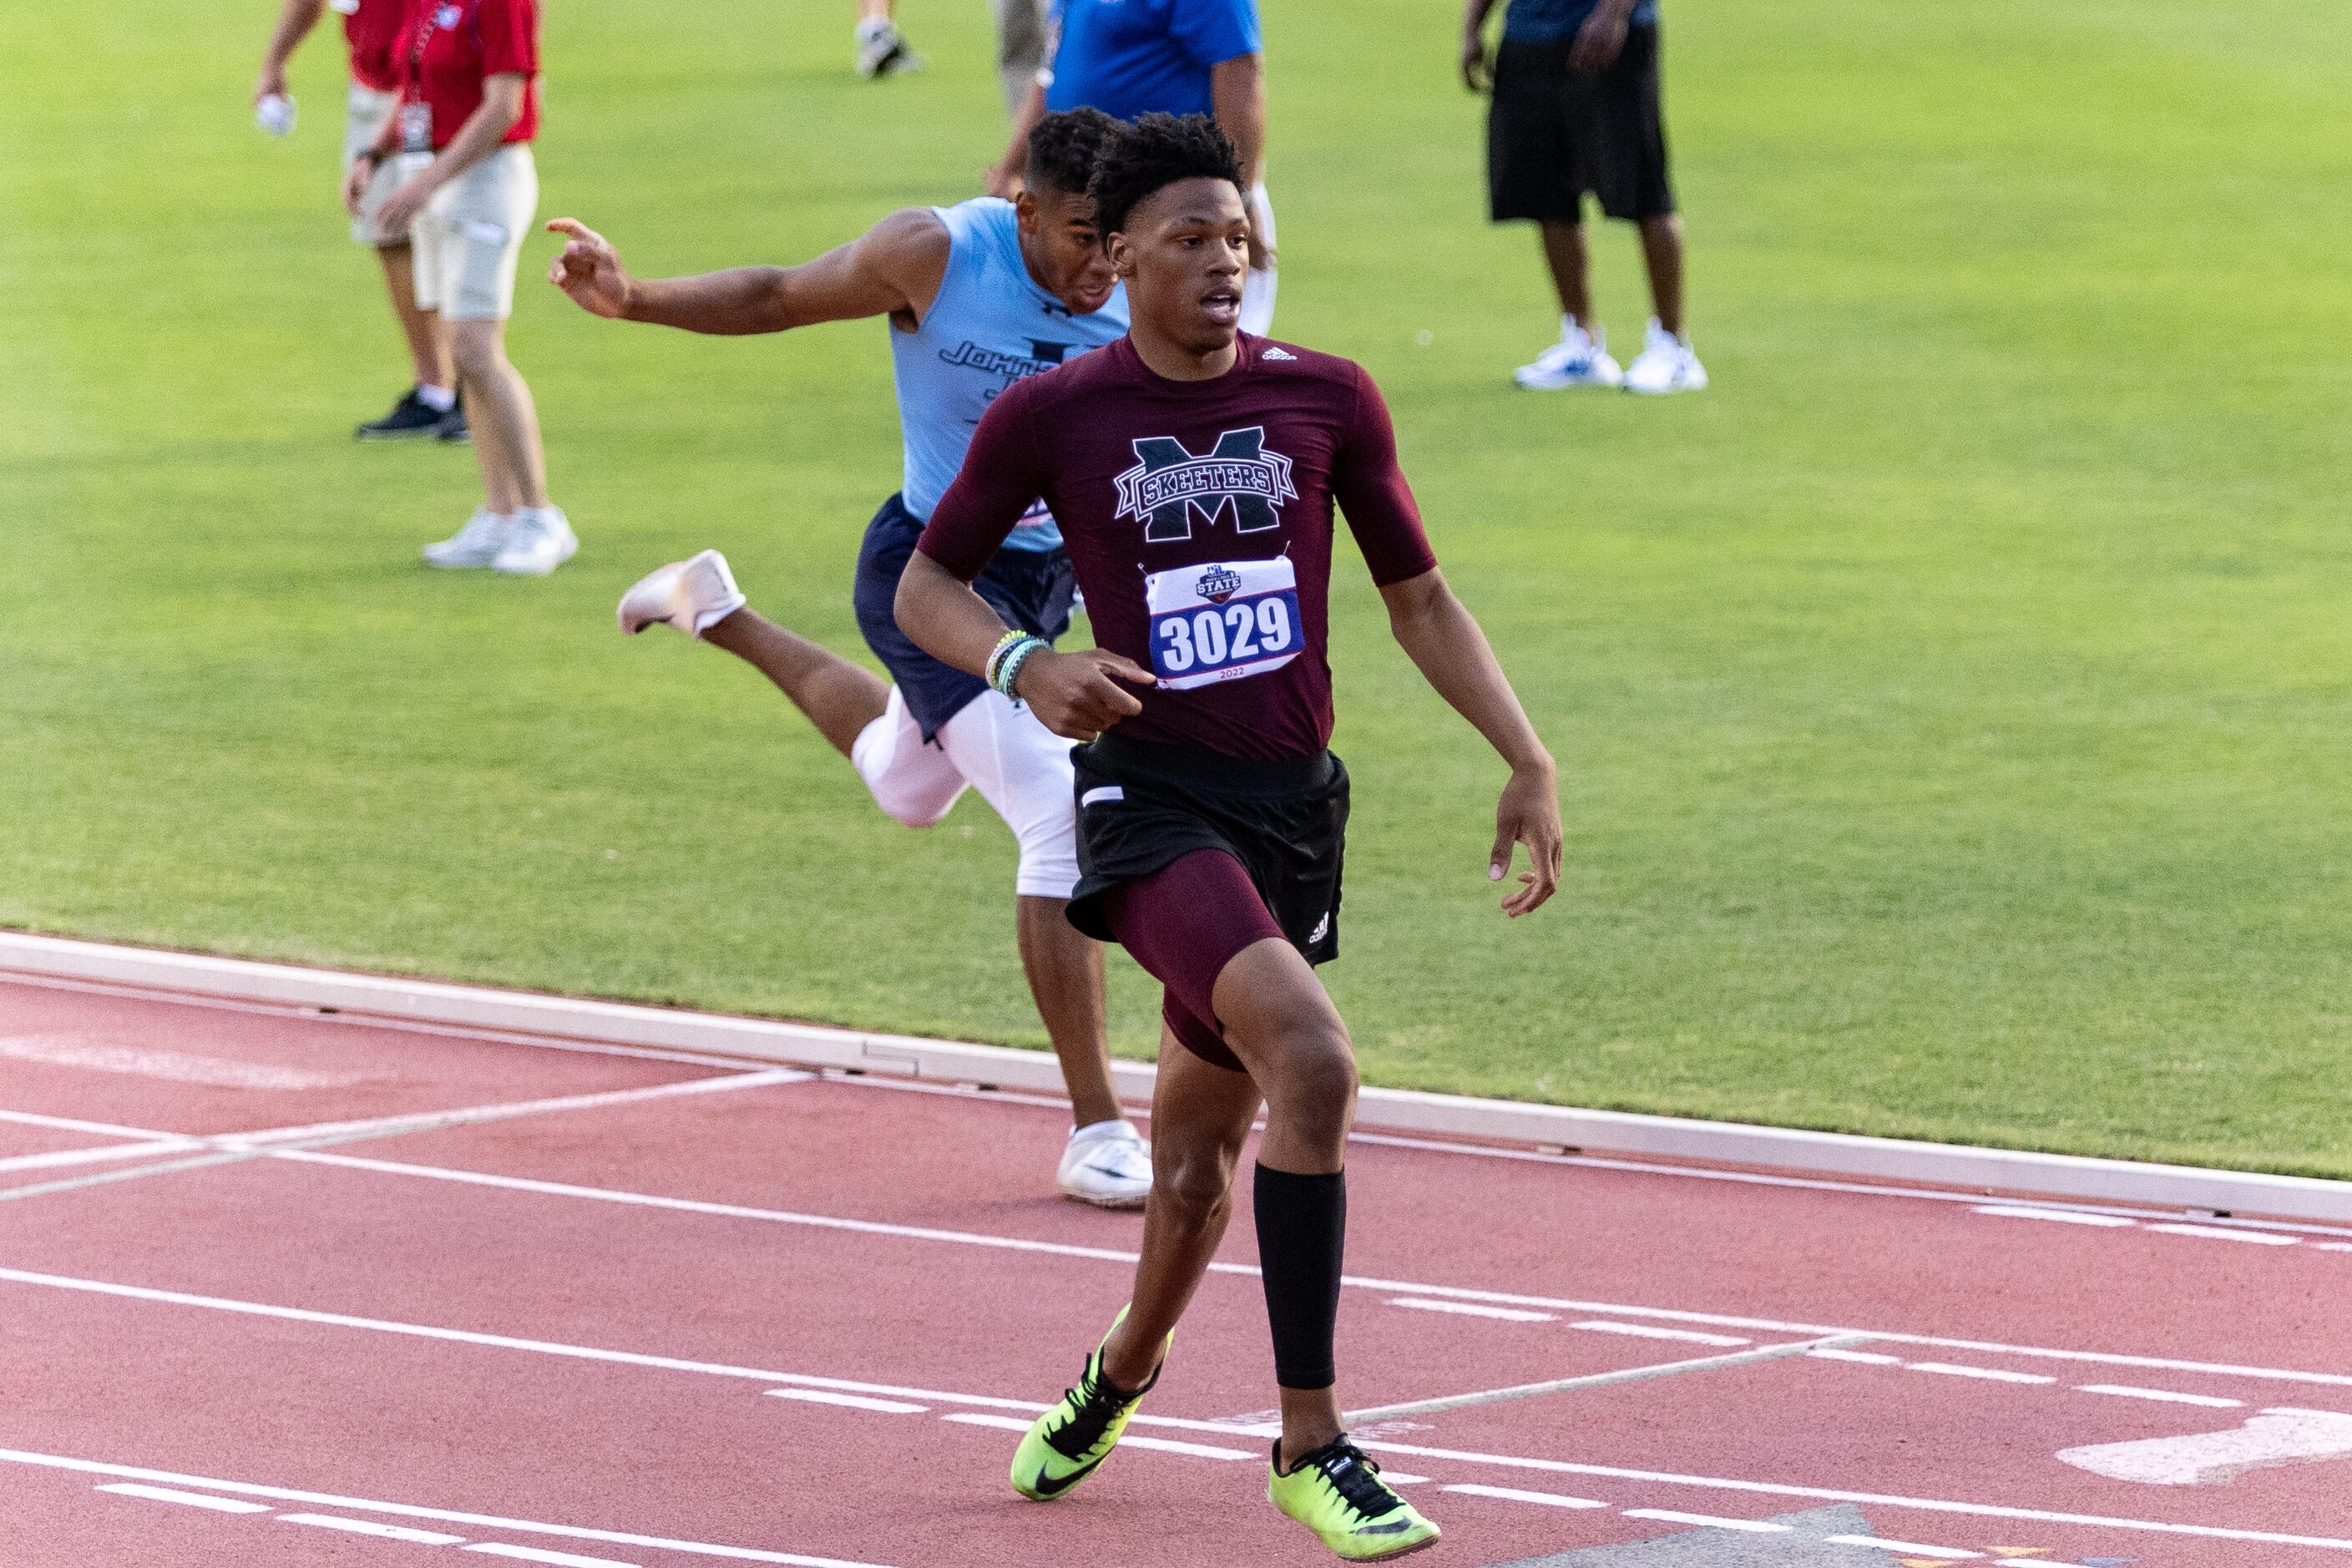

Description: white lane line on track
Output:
[0,1139,200,1174]
[1385,1297,1555,1323]
[1973,1206,2137,1228]
[1621,1509,1791,1533]
[2078,1384,2243,1409]
[765,1390,926,1414]
[1,1449,898,1568]
[2322,1242,2352,1252]
[2147,1222,2303,1247]
[281,1512,468,1543]
[1808,1348,1904,1365]
[2058,1408,2352,1486]
[0,1108,192,1141]
[245,1149,2352,1391]
[1440,1484,1608,1509]
[0,1035,372,1090]
[1825,1536,1980,1559]
[938,1411,1253,1458]
[1339,1336,1878,1425]
[96,1481,271,1512]
[466,1546,640,1566]
[1906,1363,2057,1386]
[1571,1322,1750,1348]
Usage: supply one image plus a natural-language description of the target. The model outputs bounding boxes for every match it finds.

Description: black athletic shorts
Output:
[851,493,1076,741]
[1066,732,1349,965]
[1487,24,1675,225]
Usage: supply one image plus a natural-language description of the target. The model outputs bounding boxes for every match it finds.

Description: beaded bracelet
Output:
[982,629,1030,691]
[993,635,1049,699]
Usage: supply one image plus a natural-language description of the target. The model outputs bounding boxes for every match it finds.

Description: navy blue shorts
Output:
[851,493,1077,741]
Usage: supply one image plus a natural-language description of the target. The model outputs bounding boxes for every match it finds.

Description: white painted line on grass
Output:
[2146,1222,2302,1247]
[1340,1335,1874,1425]
[1571,1321,1749,1348]
[2078,1384,2243,1409]
[96,1481,271,1512]
[1808,1348,1903,1366]
[281,1512,468,1543]
[1622,1509,1791,1533]
[0,1448,901,1567]
[1386,1297,1555,1323]
[1974,1206,2137,1228]
[1440,1483,1609,1509]
[0,1140,199,1174]
[1824,1536,1980,1559]
[466,1546,640,1566]
[764,1390,926,1414]
[1908,1363,2057,1386]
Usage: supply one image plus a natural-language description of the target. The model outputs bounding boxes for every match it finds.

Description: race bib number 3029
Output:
[1144,558,1302,691]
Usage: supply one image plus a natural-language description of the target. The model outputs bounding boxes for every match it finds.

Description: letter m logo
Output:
[1112,426,1297,544]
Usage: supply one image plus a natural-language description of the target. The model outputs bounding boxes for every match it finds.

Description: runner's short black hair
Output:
[1087,112,1246,240]
[1027,107,1120,198]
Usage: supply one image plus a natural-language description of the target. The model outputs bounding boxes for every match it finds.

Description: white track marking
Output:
[2146,1222,2302,1247]
[1385,1297,1555,1323]
[1622,1509,1792,1532]
[0,1449,898,1567]
[1441,1484,1609,1509]
[0,1140,199,1174]
[1824,1536,1980,1558]
[2058,1408,2352,1486]
[220,1070,807,1147]
[1974,1206,2137,1228]
[1571,1322,1750,1348]
[0,1035,369,1090]
[764,1390,925,1414]
[1119,1434,1257,1460]
[97,1481,271,1512]
[281,1512,468,1543]
[1341,1336,1877,1424]
[1382,1472,1430,1485]
[0,1108,190,1141]
[940,1414,1031,1431]
[1347,1435,2352,1552]
[1808,1348,1904,1366]
[2321,1242,2352,1252]
[1908,1363,2057,1385]
[466,1546,640,1566]
[2078,1384,2243,1409]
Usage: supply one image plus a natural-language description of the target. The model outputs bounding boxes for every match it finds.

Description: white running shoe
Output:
[1514,318,1622,391]
[490,506,579,576]
[422,507,512,569]
[616,549,747,638]
[854,17,919,78]
[1058,1120,1151,1210]
[1621,318,1708,395]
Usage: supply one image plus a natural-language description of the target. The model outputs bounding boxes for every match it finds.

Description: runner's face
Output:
[1018,185,1118,316]
[1109,178,1250,354]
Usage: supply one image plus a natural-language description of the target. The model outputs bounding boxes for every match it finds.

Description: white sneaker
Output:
[1058,1120,1151,1210]
[490,506,579,576]
[854,17,919,78]
[1621,318,1707,395]
[1514,318,1622,390]
[422,508,512,569]
[617,549,747,638]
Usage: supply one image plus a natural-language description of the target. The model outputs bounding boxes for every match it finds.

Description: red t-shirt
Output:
[402,0,539,149]
[342,0,412,94]
[918,336,1438,761]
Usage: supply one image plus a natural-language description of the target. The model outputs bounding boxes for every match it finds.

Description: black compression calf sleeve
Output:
[1253,1163,1347,1391]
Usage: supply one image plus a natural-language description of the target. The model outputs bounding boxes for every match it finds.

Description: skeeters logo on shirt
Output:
[1113,426,1297,544]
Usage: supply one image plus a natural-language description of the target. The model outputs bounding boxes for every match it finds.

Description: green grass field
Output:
[8,0,2352,1176]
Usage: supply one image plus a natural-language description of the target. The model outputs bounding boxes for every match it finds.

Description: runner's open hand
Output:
[1460,32,1491,94]
[545,218,635,318]
[1490,762,1562,918]
[341,158,372,215]
[1569,2,1631,72]
[1013,649,1155,741]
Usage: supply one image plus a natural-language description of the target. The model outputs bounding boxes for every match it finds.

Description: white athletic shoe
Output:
[616,549,747,638]
[854,17,919,78]
[490,506,579,576]
[422,507,512,569]
[1514,319,1622,390]
[1058,1120,1151,1210]
[1621,318,1707,395]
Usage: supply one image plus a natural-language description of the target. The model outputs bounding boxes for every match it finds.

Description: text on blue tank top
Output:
[889,197,1130,552]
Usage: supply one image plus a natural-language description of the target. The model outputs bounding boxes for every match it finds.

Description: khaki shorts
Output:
[412,144,539,321]
[343,83,408,246]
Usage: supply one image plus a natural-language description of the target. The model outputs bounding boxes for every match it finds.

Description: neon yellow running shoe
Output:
[1267,1436,1440,1560]
[1009,1306,1165,1502]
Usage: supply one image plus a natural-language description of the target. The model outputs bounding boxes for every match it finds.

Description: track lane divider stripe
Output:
[96,1481,271,1512]
[280,1513,468,1544]
[1338,1334,1876,1424]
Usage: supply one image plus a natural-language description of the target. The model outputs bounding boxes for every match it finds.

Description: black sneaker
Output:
[433,396,469,444]
[356,387,448,440]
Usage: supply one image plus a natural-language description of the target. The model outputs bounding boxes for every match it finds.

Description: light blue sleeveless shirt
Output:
[889,197,1130,551]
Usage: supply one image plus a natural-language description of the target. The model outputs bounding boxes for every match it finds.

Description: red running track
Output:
[3,973,2350,1568]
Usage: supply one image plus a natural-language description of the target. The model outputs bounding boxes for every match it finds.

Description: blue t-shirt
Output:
[1044,0,1262,122]
[1503,0,1657,43]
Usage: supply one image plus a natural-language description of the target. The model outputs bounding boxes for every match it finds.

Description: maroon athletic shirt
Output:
[918,335,1436,761]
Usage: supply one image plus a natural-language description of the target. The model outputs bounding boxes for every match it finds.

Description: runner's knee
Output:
[1152,1145,1234,1228]
[852,690,967,827]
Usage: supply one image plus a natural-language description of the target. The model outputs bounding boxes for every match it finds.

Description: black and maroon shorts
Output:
[1065,733,1349,1073]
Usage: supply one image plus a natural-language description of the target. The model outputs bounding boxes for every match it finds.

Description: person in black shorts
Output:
[899,114,1562,1560]
[1464,0,1707,393]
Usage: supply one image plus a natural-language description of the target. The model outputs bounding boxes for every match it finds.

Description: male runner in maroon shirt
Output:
[899,114,1561,1560]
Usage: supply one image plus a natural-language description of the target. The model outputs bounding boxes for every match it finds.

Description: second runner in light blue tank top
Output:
[889,197,1130,553]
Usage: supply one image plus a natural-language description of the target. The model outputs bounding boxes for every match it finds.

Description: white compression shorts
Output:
[849,686,1080,901]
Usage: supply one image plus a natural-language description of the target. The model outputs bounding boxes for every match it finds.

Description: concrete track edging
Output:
[4,930,2346,1223]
